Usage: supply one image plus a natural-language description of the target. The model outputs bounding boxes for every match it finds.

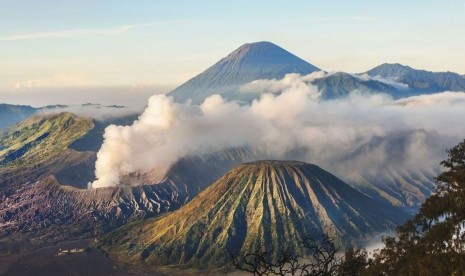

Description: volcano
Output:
[100,161,408,269]
[168,41,321,104]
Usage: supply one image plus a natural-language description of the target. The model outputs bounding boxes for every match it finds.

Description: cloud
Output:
[393,91,465,106]
[355,73,410,90]
[239,71,326,95]
[0,85,168,108]
[90,74,465,188]
[0,20,187,41]
[240,71,409,96]
[38,104,141,121]
[13,73,93,90]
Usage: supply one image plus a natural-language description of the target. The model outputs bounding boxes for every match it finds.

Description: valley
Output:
[0,239,165,276]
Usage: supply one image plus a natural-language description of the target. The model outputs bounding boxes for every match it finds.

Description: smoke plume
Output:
[91,73,465,188]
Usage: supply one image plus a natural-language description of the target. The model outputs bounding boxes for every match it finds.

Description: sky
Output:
[0,0,464,106]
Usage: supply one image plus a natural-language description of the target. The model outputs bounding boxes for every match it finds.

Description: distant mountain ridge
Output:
[100,160,408,270]
[168,42,465,104]
[0,103,131,130]
[168,41,321,104]
[365,63,465,94]
[313,72,399,99]
[0,104,36,130]
[366,63,415,78]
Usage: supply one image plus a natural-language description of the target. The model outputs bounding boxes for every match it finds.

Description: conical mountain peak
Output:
[168,42,321,104]
[223,41,299,61]
[100,160,408,269]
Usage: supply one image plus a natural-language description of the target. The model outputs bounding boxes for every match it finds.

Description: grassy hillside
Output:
[0,112,94,191]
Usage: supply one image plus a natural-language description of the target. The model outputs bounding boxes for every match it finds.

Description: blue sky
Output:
[1,0,464,94]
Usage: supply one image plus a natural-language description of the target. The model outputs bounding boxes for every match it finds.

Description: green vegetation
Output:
[0,112,92,164]
[340,139,465,275]
[0,112,93,190]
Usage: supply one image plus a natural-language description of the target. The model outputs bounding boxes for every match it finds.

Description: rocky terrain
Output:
[0,176,184,254]
[0,112,257,253]
[99,161,409,271]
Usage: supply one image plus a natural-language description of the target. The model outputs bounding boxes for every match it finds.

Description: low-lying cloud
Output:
[0,85,168,108]
[239,71,326,96]
[91,73,465,188]
[240,71,410,96]
[37,104,141,121]
[356,73,410,90]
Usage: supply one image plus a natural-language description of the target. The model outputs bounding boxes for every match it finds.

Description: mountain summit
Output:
[366,63,416,78]
[100,160,408,269]
[168,41,320,104]
[366,63,465,93]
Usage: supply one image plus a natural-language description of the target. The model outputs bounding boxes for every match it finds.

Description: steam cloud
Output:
[91,73,465,188]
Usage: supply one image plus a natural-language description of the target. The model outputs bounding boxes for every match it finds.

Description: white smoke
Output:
[91,73,465,188]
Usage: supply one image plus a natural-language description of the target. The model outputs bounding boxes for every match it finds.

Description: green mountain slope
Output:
[0,112,94,191]
[100,161,408,270]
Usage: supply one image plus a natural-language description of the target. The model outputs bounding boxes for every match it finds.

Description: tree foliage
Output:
[341,139,465,275]
[337,248,369,276]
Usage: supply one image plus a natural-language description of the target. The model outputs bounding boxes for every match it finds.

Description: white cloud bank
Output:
[239,71,327,95]
[91,73,465,188]
[37,104,140,121]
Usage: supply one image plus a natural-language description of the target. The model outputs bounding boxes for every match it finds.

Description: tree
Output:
[337,248,369,276]
[231,234,342,276]
[342,139,465,275]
